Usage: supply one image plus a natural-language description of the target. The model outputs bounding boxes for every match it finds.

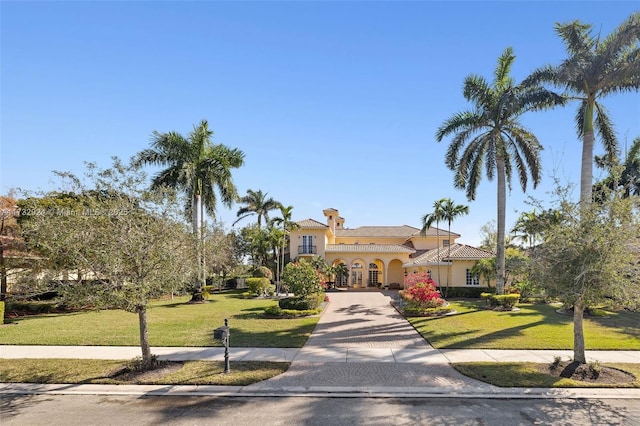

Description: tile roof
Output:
[403,243,494,266]
[296,218,329,229]
[326,244,416,254]
[335,225,456,238]
[296,217,459,239]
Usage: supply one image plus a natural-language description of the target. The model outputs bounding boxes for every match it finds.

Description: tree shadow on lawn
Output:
[412,303,575,349]
[158,299,221,308]
[224,322,316,348]
[585,310,640,339]
[431,319,552,349]
[3,309,93,323]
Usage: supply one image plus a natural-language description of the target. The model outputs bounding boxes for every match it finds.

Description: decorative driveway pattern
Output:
[248,291,494,389]
[302,291,432,349]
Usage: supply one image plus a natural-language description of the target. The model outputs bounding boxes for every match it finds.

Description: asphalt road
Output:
[3,394,640,425]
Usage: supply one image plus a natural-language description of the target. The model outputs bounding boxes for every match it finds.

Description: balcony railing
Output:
[297,245,317,255]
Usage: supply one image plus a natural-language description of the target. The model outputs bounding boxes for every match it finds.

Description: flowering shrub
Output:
[402,273,445,309]
[403,282,446,308]
[404,272,439,289]
[283,260,324,297]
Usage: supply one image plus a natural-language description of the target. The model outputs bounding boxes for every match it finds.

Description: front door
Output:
[368,263,379,287]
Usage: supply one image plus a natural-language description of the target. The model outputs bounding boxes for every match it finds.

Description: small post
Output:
[223,318,230,374]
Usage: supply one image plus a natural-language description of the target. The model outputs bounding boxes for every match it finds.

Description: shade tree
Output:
[19,159,194,366]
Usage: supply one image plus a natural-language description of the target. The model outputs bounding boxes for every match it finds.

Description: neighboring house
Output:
[289,208,494,289]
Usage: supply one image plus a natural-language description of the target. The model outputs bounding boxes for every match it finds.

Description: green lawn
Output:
[0,359,289,386]
[1,292,319,348]
[409,300,640,349]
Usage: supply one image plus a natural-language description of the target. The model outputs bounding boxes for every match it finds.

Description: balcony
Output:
[297,245,317,255]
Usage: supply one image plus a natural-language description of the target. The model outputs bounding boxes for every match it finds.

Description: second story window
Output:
[299,235,316,254]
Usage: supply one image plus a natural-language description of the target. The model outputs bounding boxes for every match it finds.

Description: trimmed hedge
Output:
[438,287,495,298]
[481,292,521,309]
[402,305,454,317]
[279,293,324,310]
[246,278,273,296]
[264,305,322,317]
[0,301,4,324]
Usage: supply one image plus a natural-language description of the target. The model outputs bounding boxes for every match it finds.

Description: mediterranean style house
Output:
[289,208,494,289]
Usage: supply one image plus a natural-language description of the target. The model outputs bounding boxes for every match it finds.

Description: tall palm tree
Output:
[421,199,446,288]
[440,198,469,296]
[436,47,564,295]
[270,205,299,291]
[234,189,281,228]
[525,13,640,204]
[135,119,245,299]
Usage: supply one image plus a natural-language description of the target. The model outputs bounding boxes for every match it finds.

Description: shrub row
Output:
[264,305,322,317]
[438,287,495,298]
[481,293,521,309]
[402,305,454,317]
[278,293,325,310]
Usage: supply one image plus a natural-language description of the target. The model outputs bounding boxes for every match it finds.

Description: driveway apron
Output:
[248,291,494,389]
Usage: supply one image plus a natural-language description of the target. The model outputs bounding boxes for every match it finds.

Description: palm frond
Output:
[494,47,516,92]
[594,102,619,163]
[597,12,640,61]
[465,147,485,201]
[555,20,595,56]
[436,110,483,142]
[575,101,587,139]
[463,75,493,108]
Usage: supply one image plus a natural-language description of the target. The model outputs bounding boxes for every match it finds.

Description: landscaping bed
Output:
[453,361,639,388]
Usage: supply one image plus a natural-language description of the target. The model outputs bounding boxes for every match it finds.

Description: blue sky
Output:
[2,1,639,246]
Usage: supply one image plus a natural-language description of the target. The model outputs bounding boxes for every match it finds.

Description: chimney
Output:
[323,208,339,234]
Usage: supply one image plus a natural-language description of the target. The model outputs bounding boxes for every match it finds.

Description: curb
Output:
[2,383,640,399]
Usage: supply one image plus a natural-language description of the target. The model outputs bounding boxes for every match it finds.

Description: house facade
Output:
[289,208,494,289]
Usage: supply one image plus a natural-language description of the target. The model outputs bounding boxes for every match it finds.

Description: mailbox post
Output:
[214,318,230,373]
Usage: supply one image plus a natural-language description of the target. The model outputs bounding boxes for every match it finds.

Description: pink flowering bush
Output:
[404,272,439,289]
[401,273,445,309]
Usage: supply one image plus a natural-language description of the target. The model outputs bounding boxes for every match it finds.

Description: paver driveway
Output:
[302,290,431,349]
[248,291,495,389]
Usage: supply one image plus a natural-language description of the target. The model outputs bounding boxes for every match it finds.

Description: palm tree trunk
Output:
[446,220,452,297]
[581,101,596,205]
[138,306,152,364]
[191,192,205,301]
[436,225,441,291]
[573,300,587,364]
[496,158,507,295]
[200,198,206,290]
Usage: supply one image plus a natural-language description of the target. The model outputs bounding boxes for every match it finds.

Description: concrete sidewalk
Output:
[2,345,640,364]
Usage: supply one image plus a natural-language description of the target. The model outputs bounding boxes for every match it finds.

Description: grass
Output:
[1,291,319,348]
[0,359,289,386]
[452,362,640,388]
[408,300,640,349]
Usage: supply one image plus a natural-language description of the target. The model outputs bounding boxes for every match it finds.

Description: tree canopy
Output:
[19,159,194,364]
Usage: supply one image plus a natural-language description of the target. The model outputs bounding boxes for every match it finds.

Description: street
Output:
[2,394,639,425]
